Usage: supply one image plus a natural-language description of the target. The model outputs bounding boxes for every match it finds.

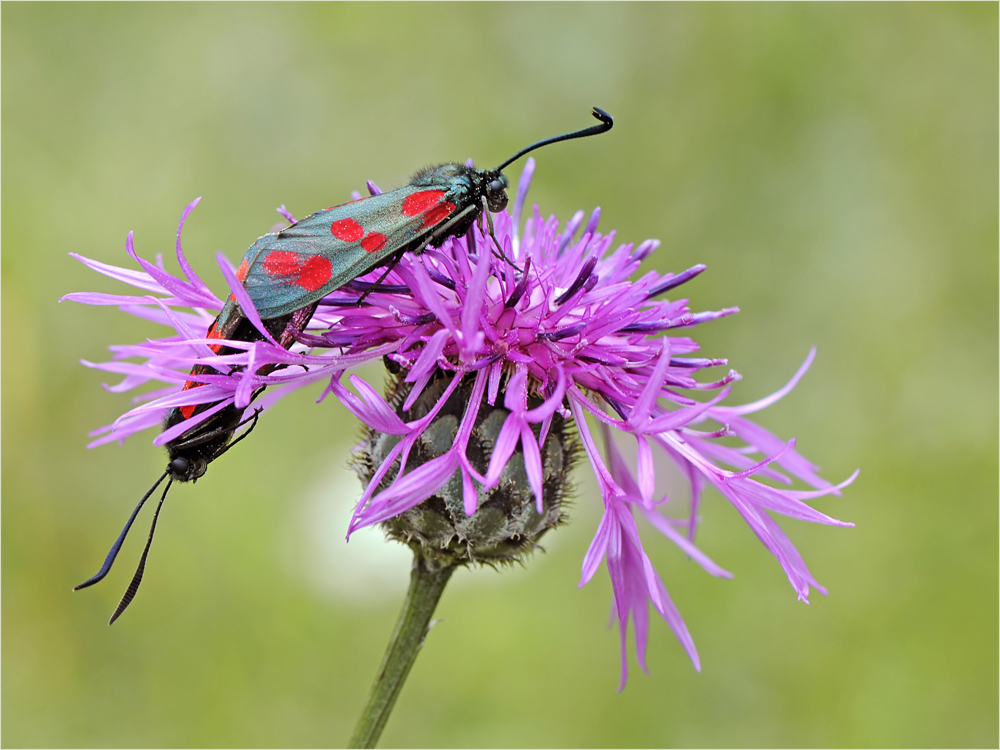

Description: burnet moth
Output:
[75,107,614,624]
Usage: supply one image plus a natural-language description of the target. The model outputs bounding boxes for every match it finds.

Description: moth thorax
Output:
[352,368,577,567]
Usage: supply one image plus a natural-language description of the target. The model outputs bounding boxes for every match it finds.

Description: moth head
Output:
[168,455,207,482]
[484,172,509,213]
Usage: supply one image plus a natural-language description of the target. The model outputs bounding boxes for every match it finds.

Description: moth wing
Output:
[240,185,458,319]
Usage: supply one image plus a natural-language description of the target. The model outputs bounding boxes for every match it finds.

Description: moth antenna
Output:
[108,477,173,625]
[73,470,169,591]
[492,107,614,173]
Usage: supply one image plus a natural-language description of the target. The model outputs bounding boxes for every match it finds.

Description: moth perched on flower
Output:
[69,109,614,625]
[67,157,855,688]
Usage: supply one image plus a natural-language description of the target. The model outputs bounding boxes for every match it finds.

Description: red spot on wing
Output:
[262,249,331,291]
[361,232,387,253]
[236,257,250,282]
[402,190,445,217]
[422,201,456,228]
[263,250,303,276]
[179,380,204,419]
[331,218,364,242]
[206,323,223,353]
[296,256,332,292]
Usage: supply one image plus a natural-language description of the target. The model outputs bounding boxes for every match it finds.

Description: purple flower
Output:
[66,160,856,687]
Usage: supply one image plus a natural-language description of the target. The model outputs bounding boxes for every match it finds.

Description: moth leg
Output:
[423,204,479,250]
[170,403,261,452]
[484,200,523,272]
[356,251,405,306]
[212,408,263,459]
[355,206,476,307]
[278,303,319,349]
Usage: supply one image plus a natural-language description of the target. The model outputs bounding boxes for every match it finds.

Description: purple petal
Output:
[406,329,450,384]
[511,157,535,244]
[645,264,707,300]
[639,506,733,578]
[453,368,489,446]
[234,344,261,408]
[358,451,459,528]
[502,368,528,413]
[733,478,854,527]
[460,250,491,356]
[718,348,817,416]
[580,510,613,587]
[724,415,831,490]
[487,360,502,406]
[644,387,731,433]
[153,399,236,446]
[405,369,465,430]
[605,517,628,620]
[761,512,827,599]
[653,576,700,671]
[567,393,625,493]
[617,613,631,693]
[557,210,586,254]
[521,422,544,513]
[583,207,601,238]
[149,298,215,359]
[636,435,655,505]
[175,197,203,286]
[326,377,404,426]
[61,292,187,307]
[632,592,650,675]
[350,375,411,433]
[86,410,164,448]
[276,205,297,224]
[484,414,522,487]
[631,239,660,262]
[403,262,458,341]
[784,469,859,500]
[628,341,672,428]
[127,232,213,307]
[617,506,663,612]
[69,252,166,295]
[462,467,478,517]
[524,367,566,422]
[401,369,433,413]
[349,437,408,532]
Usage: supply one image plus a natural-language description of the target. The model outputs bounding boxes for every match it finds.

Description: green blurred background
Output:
[3,3,996,747]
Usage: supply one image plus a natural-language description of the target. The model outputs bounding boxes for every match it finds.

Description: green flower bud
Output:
[352,369,578,567]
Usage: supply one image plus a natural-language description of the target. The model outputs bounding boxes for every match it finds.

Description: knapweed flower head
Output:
[66,158,856,688]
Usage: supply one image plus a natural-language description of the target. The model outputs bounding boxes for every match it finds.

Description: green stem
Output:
[349,552,456,749]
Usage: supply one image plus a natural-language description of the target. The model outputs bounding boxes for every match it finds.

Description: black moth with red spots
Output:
[75,107,614,624]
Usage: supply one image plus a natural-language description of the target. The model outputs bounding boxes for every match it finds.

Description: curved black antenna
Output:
[73,470,169,591]
[109,477,173,625]
[492,107,614,173]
